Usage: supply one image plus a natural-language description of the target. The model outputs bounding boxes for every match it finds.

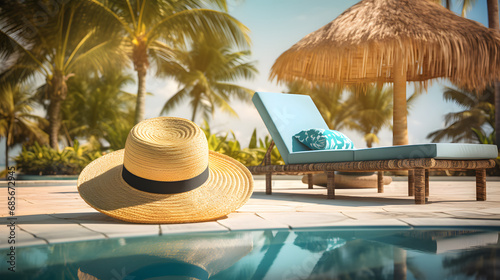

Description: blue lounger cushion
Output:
[252,92,498,165]
[288,149,354,164]
[354,143,498,161]
[252,92,329,164]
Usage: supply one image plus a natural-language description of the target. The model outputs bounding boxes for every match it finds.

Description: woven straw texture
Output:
[123,117,209,182]
[77,117,254,224]
[270,0,500,90]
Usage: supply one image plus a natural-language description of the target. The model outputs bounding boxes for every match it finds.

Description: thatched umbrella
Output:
[270,0,500,146]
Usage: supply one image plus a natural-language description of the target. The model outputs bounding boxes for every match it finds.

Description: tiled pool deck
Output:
[2,175,500,248]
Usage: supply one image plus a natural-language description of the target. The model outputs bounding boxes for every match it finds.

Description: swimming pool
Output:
[1,228,499,279]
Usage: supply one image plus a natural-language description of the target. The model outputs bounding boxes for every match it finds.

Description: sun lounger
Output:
[247,92,498,204]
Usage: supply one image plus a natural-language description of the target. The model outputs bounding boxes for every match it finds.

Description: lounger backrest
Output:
[252,92,329,164]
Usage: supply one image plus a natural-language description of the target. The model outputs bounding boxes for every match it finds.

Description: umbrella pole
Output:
[393,56,409,146]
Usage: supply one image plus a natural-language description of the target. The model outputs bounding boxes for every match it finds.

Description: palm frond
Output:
[214,83,253,101]
[442,87,478,108]
[147,9,250,49]
[160,86,191,115]
[211,92,238,117]
[86,0,135,35]
[0,29,50,75]
[66,36,128,74]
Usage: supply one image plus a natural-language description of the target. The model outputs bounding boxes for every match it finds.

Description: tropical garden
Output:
[0,0,499,176]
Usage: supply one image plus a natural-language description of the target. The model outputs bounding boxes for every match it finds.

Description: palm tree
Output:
[0,0,127,149]
[431,1,500,148]
[63,71,136,149]
[87,0,251,124]
[346,85,393,148]
[0,83,48,168]
[427,86,494,143]
[285,81,354,130]
[160,37,257,122]
[431,0,500,148]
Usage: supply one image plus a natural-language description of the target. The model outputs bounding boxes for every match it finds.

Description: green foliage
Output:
[160,36,257,122]
[286,82,403,148]
[88,0,251,123]
[346,85,393,148]
[285,81,352,130]
[429,85,500,175]
[0,82,49,166]
[0,0,128,147]
[471,128,500,176]
[63,70,136,150]
[472,128,495,145]
[15,141,101,175]
[201,121,283,166]
[0,0,255,173]
[254,134,285,166]
[427,86,494,143]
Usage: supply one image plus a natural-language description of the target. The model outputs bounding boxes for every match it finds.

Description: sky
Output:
[138,0,493,149]
[0,0,495,165]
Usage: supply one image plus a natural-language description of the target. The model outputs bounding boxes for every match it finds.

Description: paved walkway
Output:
[2,176,500,248]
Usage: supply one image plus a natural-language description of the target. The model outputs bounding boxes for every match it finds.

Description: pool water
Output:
[1,228,499,279]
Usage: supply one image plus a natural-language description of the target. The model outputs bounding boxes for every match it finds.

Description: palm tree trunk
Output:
[62,122,73,147]
[5,132,9,169]
[488,0,500,147]
[48,96,63,149]
[135,68,147,124]
[251,231,290,280]
[487,0,499,29]
[393,56,408,146]
[47,72,69,150]
[191,104,198,122]
[133,37,149,125]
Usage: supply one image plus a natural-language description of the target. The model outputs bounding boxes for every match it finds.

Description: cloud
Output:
[155,79,179,98]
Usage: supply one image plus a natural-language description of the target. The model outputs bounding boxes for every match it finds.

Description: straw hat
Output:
[77,231,254,279]
[77,117,254,223]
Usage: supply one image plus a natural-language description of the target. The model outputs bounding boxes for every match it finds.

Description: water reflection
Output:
[443,246,500,279]
[0,229,499,279]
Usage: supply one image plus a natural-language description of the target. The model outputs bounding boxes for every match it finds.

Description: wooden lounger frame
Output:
[247,141,496,204]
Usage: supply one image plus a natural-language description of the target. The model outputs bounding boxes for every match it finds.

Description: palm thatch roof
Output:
[270,0,500,90]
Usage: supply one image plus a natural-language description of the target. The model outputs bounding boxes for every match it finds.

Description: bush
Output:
[200,121,284,166]
[15,141,102,175]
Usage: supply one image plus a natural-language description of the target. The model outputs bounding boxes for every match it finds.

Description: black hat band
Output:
[122,166,209,194]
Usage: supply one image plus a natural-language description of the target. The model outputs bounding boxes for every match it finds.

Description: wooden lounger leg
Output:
[425,169,429,197]
[414,168,425,204]
[264,142,274,195]
[327,171,335,199]
[377,171,384,193]
[266,173,272,195]
[476,169,486,201]
[308,174,313,189]
[408,169,415,196]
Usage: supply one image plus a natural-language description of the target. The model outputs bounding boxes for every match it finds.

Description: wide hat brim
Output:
[77,149,254,223]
